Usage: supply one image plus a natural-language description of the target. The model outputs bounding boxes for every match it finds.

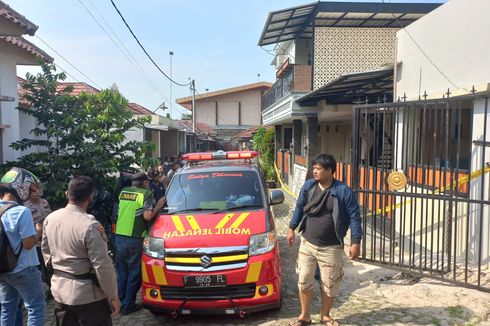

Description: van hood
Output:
[151,210,267,248]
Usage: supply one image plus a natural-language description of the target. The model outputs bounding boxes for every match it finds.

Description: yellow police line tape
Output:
[274,162,297,199]
[274,161,490,216]
[368,165,490,216]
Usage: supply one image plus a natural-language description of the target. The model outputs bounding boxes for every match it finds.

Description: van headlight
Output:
[249,231,276,256]
[143,236,165,259]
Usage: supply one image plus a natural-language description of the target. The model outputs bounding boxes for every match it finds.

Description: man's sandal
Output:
[289,319,312,326]
[320,319,339,326]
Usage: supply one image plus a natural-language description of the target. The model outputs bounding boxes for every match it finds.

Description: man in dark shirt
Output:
[148,169,166,203]
[287,154,362,326]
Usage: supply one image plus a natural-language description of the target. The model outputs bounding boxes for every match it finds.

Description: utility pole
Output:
[191,79,196,151]
[169,51,174,119]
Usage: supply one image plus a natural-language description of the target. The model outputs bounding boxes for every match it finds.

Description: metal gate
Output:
[351,92,490,292]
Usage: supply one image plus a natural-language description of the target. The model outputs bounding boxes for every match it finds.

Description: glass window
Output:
[165,171,263,213]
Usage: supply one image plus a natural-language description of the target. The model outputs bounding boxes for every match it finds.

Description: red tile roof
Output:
[127,102,153,115]
[0,36,53,62]
[233,126,260,140]
[179,120,217,137]
[0,1,38,36]
[18,79,152,115]
[56,82,99,95]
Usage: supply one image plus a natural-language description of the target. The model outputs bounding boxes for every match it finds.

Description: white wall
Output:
[396,0,490,99]
[0,52,20,163]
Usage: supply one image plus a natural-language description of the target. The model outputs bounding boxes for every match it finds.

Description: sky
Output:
[9,0,445,119]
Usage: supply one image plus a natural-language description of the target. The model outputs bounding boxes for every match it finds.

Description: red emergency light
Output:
[183,150,258,162]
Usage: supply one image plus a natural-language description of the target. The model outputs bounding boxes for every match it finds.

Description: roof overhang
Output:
[298,65,394,106]
[0,1,38,36]
[144,123,169,132]
[258,1,441,46]
[0,36,53,64]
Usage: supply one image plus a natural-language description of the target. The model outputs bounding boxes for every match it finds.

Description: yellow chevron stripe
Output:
[186,215,200,230]
[171,215,185,231]
[165,254,248,264]
[245,261,262,283]
[151,265,167,285]
[229,212,250,228]
[141,263,149,283]
[215,213,234,229]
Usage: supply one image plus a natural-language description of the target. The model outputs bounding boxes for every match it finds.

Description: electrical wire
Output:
[380,0,466,92]
[109,0,192,87]
[79,0,169,104]
[35,35,102,89]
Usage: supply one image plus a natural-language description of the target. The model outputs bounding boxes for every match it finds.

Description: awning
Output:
[144,124,169,131]
[298,66,394,106]
[258,1,441,46]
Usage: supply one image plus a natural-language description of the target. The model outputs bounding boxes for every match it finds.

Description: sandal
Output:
[289,319,312,326]
[320,319,339,326]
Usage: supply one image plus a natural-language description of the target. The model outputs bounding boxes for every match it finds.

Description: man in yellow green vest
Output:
[114,172,166,315]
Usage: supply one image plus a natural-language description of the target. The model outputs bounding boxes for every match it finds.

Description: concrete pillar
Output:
[292,119,302,157]
[274,125,282,159]
[306,116,319,163]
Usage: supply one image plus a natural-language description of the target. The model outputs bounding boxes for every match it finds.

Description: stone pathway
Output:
[42,190,490,325]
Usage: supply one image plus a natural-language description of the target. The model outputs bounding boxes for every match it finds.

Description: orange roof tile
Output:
[179,120,217,137]
[127,102,152,115]
[0,1,38,36]
[0,36,53,62]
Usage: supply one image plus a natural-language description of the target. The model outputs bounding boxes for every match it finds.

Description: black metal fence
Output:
[352,91,490,292]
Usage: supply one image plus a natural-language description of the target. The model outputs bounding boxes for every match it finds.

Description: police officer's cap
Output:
[132,172,150,182]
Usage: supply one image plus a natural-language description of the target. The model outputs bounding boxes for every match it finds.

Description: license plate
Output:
[183,275,226,288]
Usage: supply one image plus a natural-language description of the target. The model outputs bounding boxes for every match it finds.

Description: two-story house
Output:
[259,1,439,194]
[176,82,271,149]
[0,0,53,163]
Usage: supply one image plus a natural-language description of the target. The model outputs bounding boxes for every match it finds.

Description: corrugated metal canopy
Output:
[258,1,441,46]
[298,66,394,105]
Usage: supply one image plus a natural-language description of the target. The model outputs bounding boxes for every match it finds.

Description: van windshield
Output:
[164,171,264,214]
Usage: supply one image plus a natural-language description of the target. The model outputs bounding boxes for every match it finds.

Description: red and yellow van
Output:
[142,151,284,316]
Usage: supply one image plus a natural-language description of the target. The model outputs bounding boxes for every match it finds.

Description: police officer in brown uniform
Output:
[42,176,120,325]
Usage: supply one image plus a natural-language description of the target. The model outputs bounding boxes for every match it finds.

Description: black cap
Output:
[131,172,150,182]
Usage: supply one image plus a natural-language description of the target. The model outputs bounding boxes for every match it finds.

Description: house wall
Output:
[195,90,263,127]
[0,52,20,163]
[396,0,490,100]
[394,0,490,268]
[313,27,398,90]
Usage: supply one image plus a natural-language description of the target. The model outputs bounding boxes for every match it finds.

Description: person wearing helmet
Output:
[23,176,52,297]
[0,168,45,326]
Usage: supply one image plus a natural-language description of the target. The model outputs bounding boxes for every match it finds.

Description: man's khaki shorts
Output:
[296,238,344,297]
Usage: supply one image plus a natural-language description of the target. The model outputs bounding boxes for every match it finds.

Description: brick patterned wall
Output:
[293,65,312,92]
[313,27,398,89]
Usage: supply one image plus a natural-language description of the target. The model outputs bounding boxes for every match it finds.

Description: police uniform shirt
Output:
[42,204,117,305]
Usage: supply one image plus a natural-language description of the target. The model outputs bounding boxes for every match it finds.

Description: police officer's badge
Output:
[97,224,108,242]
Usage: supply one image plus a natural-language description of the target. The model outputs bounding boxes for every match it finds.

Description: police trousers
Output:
[54,299,112,326]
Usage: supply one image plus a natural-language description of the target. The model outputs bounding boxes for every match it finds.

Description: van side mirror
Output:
[269,189,284,205]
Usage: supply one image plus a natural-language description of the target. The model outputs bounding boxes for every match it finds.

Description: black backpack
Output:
[0,203,21,274]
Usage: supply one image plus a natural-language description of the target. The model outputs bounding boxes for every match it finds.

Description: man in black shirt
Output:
[287,154,362,326]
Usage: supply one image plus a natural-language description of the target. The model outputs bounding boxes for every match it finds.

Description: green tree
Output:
[252,127,275,181]
[181,112,192,120]
[5,63,155,207]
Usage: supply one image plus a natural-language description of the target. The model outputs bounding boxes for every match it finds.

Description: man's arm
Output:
[41,218,51,267]
[343,186,362,259]
[142,192,166,221]
[85,222,120,314]
[286,180,311,246]
[17,208,37,250]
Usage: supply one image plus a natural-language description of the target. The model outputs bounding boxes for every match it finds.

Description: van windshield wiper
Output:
[213,204,263,214]
[168,207,220,214]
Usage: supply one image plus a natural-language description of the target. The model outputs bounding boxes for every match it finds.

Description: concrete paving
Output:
[41,190,490,325]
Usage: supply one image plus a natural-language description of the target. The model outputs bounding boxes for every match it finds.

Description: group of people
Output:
[0,152,361,326]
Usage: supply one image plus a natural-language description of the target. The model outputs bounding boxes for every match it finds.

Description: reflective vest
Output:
[116,187,153,237]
